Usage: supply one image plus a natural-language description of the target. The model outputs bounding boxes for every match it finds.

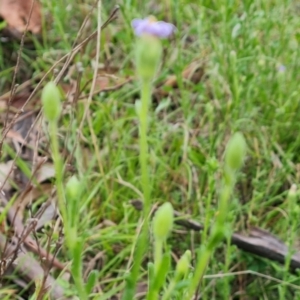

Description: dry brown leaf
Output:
[166,61,204,86]
[35,200,57,230]
[0,99,6,111]
[0,93,37,111]
[96,76,111,90]
[0,0,42,34]
[6,129,27,145]
[13,183,53,220]
[156,60,205,96]
[0,160,15,191]
[36,162,55,183]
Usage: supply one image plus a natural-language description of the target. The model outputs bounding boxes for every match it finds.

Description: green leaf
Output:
[85,270,98,295]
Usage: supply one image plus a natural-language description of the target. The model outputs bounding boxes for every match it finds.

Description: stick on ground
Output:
[130,200,300,271]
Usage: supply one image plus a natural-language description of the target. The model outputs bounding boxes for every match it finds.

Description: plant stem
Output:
[146,238,163,300]
[139,80,151,215]
[71,240,88,300]
[161,279,176,300]
[187,178,233,298]
[49,121,87,300]
[154,239,163,273]
[186,246,210,298]
[122,79,152,300]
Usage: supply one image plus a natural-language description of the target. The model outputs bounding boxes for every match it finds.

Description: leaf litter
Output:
[0,0,42,36]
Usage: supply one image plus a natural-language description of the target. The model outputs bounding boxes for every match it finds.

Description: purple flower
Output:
[277,64,286,72]
[131,17,175,38]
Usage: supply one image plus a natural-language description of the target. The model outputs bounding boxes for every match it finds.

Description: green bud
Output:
[175,250,191,279]
[66,175,80,200]
[153,202,174,241]
[224,132,247,171]
[41,81,62,122]
[135,35,162,81]
[66,175,81,228]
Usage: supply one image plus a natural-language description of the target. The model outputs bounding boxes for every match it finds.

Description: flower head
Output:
[41,82,62,122]
[152,202,174,241]
[277,64,286,73]
[224,132,247,172]
[131,16,175,38]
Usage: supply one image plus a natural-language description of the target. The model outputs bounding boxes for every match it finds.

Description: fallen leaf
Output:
[0,160,15,191]
[0,0,42,34]
[35,200,57,230]
[0,99,6,111]
[6,130,27,145]
[13,183,53,220]
[36,162,55,183]
[95,75,110,90]
[156,60,205,96]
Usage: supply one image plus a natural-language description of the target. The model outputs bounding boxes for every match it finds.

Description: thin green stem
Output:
[122,80,152,300]
[71,240,88,300]
[188,176,234,298]
[154,239,163,273]
[161,279,176,300]
[281,186,298,299]
[146,238,163,300]
[139,80,152,213]
[187,246,211,298]
[49,121,87,300]
[202,176,215,242]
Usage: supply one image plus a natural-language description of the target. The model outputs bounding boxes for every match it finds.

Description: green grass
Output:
[1,0,300,299]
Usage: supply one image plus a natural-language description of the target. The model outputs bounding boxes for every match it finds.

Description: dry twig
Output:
[130,200,300,270]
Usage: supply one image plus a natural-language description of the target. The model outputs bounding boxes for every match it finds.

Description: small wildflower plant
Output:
[42,83,92,299]
[121,16,247,300]
[122,16,176,300]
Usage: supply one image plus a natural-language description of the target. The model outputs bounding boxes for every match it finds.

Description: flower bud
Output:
[175,250,191,279]
[224,132,247,171]
[152,202,174,241]
[135,35,162,81]
[41,82,62,122]
[66,175,80,200]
